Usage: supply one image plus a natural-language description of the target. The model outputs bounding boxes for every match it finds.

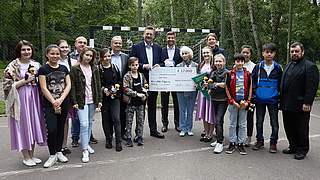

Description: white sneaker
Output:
[187,131,194,136]
[56,152,68,163]
[44,155,57,168]
[214,143,224,154]
[179,131,186,137]
[210,141,217,147]
[22,159,36,167]
[82,150,89,163]
[32,157,42,164]
[87,146,95,154]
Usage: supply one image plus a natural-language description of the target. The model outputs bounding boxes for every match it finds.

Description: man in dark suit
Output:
[111,36,129,140]
[160,31,182,133]
[280,42,319,160]
[129,26,165,139]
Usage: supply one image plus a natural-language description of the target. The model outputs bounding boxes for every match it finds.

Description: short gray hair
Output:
[180,46,193,59]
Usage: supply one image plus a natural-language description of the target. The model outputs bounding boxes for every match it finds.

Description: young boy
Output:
[225,53,252,155]
[251,43,283,153]
[123,57,148,147]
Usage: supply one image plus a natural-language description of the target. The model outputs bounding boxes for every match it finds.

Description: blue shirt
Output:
[236,69,244,100]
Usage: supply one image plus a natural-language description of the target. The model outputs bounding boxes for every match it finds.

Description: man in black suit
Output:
[111,36,129,140]
[160,31,182,133]
[280,42,319,160]
[129,26,165,139]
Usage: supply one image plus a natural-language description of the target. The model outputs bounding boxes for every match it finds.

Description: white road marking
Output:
[311,113,320,119]
[0,135,320,178]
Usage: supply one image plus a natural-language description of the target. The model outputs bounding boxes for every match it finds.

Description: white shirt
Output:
[145,42,153,66]
[58,57,78,72]
[264,61,274,77]
[165,46,175,67]
[243,60,256,73]
[111,51,122,74]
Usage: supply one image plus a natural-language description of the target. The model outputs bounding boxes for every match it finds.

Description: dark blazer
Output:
[161,46,183,66]
[119,53,129,78]
[129,41,163,80]
[280,59,319,112]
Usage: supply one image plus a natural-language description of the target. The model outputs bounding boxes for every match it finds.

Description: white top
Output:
[165,46,175,67]
[243,60,256,73]
[58,57,77,72]
[264,61,274,77]
[145,42,153,66]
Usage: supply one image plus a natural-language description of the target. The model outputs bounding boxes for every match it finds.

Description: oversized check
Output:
[149,67,197,92]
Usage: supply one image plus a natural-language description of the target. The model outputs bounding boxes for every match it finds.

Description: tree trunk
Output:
[247,0,261,58]
[270,0,282,46]
[227,0,240,53]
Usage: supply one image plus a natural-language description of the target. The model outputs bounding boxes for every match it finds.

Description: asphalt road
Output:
[0,102,320,180]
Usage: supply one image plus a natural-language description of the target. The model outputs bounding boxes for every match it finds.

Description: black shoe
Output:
[161,126,168,133]
[175,126,181,132]
[90,137,98,144]
[225,143,236,154]
[133,136,139,143]
[238,144,247,155]
[71,138,79,147]
[105,141,112,149]
[282,148,296,154]
[150,131,165,139]
[252,141,264,150]
[126,139,133,147]
[115,143,123,152]
[61,147,71,155]
[137,137,144,146]
[203,137,213,143]
[294,153,306,160]
[200,131,206,137]
[200,137,206,142]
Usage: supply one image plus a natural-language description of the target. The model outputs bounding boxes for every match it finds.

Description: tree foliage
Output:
[0,0,319,64]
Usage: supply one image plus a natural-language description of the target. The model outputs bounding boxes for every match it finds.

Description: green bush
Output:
[0,101,5,115]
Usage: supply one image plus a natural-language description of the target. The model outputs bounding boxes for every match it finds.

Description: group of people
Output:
[3,25,319,169]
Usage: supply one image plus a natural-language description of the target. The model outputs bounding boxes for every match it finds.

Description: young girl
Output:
[241,45,256,147]
[123,57,147,147]
[70,47,102,163]
[99,48,122,151]
[57,40,77,155]
[3,40,46,167]
[196,47,215,142]
[209,54,229,153]
[39,44,71,168]
[176,46,198,137]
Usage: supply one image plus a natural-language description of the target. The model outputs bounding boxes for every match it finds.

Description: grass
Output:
[0,101,5,115]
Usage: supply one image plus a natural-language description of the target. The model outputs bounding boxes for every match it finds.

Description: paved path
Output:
[0,102,320,180]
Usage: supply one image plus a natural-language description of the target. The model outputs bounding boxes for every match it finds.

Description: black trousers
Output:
[247,110,254,137]
[282,110,310,155]
[161,92,179,128]
[120,100,127,137]
[213,101,228,143]
[147,91,159,133]
[44,106,68,155]
[101,99,121,144]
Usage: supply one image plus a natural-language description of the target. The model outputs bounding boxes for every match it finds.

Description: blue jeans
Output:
[255,103,279,145]
[228,105,247,144]
[77,104,96,150]
[177,91,197,132]
[71,111,80,140]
